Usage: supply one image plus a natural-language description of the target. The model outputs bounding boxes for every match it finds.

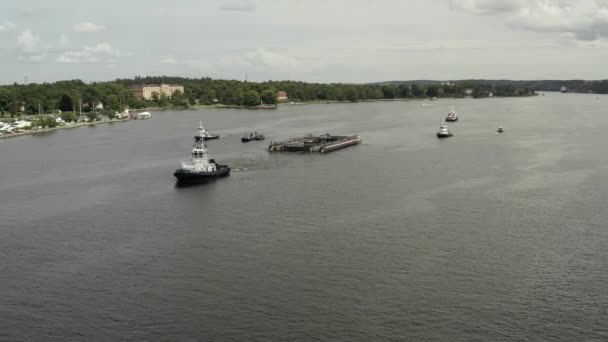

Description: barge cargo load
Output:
[268,134,361,153]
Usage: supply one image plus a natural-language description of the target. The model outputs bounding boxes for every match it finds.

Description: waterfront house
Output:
[277,90,288,101]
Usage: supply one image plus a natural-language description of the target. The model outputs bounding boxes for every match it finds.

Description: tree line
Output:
[0,76,541,117]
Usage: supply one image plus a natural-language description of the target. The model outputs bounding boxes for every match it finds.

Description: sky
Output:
[1,0,608,84]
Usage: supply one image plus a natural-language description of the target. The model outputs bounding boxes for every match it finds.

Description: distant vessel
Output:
[241,131,265,142]
[445,107,459,122]
[173,122,230,184]
[560,86,568,93]
[198,122,220,140]
[135,111,151,119]
[497,127,504,133]
[436,121,453,138]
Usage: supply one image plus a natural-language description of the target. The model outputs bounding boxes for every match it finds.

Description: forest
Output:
[0,76,544,117]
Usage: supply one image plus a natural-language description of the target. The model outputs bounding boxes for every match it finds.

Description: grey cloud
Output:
[73,22,106,33]
[220,1,256,12]
[448,0,525,15]
[18,52,45,63]
[57,42,121,64]
[448,0,608,41]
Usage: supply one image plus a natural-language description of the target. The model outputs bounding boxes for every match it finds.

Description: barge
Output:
[268,133,361,153]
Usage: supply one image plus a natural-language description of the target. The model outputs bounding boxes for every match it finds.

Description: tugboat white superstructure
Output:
[437,121,453,138]
[198,122,220,140]
[173,121,230,184]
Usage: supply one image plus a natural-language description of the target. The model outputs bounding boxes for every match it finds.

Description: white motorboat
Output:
[135,111,151,119]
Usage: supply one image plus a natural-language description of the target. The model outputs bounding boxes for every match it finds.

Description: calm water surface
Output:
[1,93,607,341]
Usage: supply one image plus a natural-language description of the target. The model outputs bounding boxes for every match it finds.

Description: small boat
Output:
[561,86,568,93]
[241,131,265,142]
[437,121,453,138]
[497,127,504,133]
[197,121,220,140]
[445,107,458,122]
[173,122,230,185]
[135,111,151,119]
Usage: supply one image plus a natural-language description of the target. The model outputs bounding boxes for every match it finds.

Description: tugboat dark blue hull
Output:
[174,165,230,184]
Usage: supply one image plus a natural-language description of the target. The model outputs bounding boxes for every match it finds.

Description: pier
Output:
[268,133,361,153]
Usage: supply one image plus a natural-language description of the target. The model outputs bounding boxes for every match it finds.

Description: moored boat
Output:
[135,111,152,119]
[173,122,230,185]
[241,131,265,142]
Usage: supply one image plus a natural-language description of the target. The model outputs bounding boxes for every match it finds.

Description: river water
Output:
[1,93,607,341]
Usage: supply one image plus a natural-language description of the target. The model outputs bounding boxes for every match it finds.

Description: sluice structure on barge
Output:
[268,133,361,153]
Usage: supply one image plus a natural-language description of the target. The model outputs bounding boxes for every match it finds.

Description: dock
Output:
[268,133,361,153]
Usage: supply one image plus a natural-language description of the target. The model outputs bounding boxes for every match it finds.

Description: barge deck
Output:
[268,134,361,153]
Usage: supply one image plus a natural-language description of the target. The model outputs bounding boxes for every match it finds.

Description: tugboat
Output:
[445,107,459,122]
[173,122,230,184]
[497,126,504,133]
[198,122,220,140]
[437,121,453,138]
[241,131,265,142]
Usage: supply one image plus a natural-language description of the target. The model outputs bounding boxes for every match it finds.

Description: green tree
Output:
[58,94,73,112]
[171,90,189,108]
[260,89,277,105]
[104,95,120,111]
[0,88,14,112]
[151,92,160,103]
[381,85,397,99]
[427,86,439,97]
[345,87,359,102]
[61,111,78,122]
[158,93,169,108]
[86,112,98,121]
[243,90,261,106]
[411,83,427,97]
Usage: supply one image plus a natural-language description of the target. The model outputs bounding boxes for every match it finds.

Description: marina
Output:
[268,133,361,153]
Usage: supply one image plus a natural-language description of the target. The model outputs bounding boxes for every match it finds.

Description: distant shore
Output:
[0,118,129,140]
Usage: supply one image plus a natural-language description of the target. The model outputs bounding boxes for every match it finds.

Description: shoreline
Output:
[128,94,540,112]
[1,95,538,140]
[0,119,129,140]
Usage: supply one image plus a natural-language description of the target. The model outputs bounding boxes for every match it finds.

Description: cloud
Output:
[17,30,40,51]
[0,22,15,32]
[161,57,177,64]
[18,53,45,63]
[57,42,121,63]
[220,1,257,12]
[447,0,608,41]
[218,48,297,70]
[57,34,69,49]
[448,0,525,15]
[73,22,106,33]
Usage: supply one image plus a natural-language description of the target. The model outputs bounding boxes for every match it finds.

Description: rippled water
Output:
[1,93,607,341]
